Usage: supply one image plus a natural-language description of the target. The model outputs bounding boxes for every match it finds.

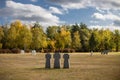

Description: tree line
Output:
[0,20,120,53]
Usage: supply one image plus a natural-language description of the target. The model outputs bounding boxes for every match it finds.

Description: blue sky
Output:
[0,0,120,30]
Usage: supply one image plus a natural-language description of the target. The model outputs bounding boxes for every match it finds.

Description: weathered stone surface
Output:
[63,53,69,68]
[53,52,61,69]
[45,53,51,68]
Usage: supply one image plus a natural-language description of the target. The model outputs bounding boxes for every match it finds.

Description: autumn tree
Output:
[114,30,120,52]
[1,25,9,49]
[88,29,102,51]
[0,21,119,52]
[89,32,97,51]
[0,27,4,48]
[46,26,58,40]
[18,25,32,50]
[55,26,71,51]
[31,22,47,50]
[5,20,23,49]
[71,24,80,34]
[98,29,113,51]
[79,23,90,51]
[72,31,81,50]
[46,26,58,51]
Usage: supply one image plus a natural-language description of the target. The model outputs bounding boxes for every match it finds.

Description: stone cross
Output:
[101,50,109,55]
[63,53,69,68]
[45,53,51,68]
[53,52,61,69]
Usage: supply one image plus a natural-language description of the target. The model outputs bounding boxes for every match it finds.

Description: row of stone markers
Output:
[45,52,70,69]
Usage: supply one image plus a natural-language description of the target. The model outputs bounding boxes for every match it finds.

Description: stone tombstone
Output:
[21,50,25,54]
[45,53,51,68]
[32,50,36,55]
[101,51,103,54]
[101,50,109,55]
[90,51,93,56]
[53,52,61,69]
[63,53,70,68]
[105,50,109,55]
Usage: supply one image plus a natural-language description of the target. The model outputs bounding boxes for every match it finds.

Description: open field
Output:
[0,52,120,80]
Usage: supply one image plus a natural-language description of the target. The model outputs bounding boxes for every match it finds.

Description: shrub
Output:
[11,48,21,53]
[0,49,11,53]
[25,49,31,53]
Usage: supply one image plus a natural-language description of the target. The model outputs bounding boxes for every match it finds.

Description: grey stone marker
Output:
[32,50,36,55]
[63,53,69,68]
[21,50,25,54]
[45,53,51,68]
[90,51,93,56]
[53,52,61,69]
[101,50,109,55]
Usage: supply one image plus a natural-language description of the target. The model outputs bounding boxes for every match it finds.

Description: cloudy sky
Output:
[0,0,120,30]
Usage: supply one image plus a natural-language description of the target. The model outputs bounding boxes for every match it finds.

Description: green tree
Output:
[46,26,59,51]
[80,23,88,29]
[79,23,90,51]
[71,24,80,33]
[1,25,9,49]
[89,29,102,51]
[72,31,81,50]
[0,27,4,48]
[46,26,58,40]
[89,32,97,51]
[114,30,120,52]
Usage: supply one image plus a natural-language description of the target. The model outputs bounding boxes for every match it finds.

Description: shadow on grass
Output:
[30,67,69,71]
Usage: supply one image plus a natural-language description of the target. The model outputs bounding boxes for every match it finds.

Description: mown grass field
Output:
[0,52,120,80]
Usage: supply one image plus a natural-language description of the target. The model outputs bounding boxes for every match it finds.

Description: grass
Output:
[0,52,120,80]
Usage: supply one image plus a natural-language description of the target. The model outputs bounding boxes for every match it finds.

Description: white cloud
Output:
[92,12,120,21]
[92,13,105,20]
[30,0,38,2]
[96,7,105,13]
[0,1,61,27]
[49,6,63,14]
[92,12,120,28]
[48,0,120,29]
[48,0,120,10]
[89,25,104,30]
[89,25,120,31]
[90,20,98,24]
[61,1,87,10]
[48,0,89,10]
[48,0,120,23]
[90,0,120,10]
[113,20,120,26]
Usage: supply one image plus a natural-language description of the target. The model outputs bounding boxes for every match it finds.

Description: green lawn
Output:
[0,52,120,80]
